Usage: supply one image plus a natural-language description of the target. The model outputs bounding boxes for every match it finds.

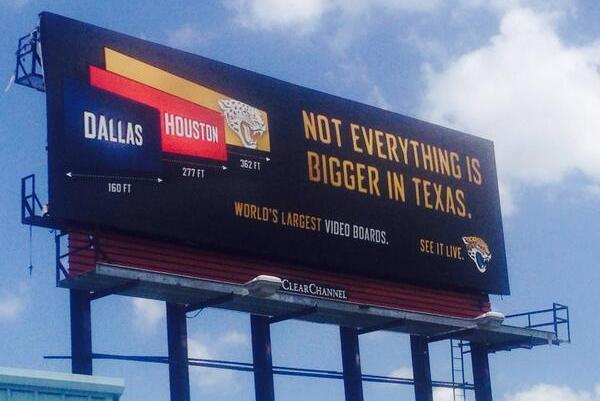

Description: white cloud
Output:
[455,0,577,17]
[225,0,574,34]
[421,6,600,213]
[188,330,249,394]
[334,58,394,109]
[166,24,211,50]
[367,85,393,110]
[584,184,600,199]
[0,284,28,321]
[188,337,212,359]
[0,0,30,8]
[336,0,442,15]
[429,383,600,401]
[389,366,413,379]
[227,0,331,32]
[503,384,600,401]
[188,337,237,393]
[0,291,24,320]
[220,330,249,347]
[498,179,517,216]
[400,30,447,60]
[226,0,441,32]
[434,387,456,401]
[131,298,165,331]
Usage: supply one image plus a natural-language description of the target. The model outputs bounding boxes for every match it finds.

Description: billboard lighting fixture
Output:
[474,311,505,327]
[243,275,282,298]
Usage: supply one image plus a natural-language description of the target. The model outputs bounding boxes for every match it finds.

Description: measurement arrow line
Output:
[66,172,163,183]
[163,159,228,170]
[227,150,270,162]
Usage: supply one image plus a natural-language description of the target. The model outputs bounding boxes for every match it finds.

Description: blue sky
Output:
[1,1,599,400]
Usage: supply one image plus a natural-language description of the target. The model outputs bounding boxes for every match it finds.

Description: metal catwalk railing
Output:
[505,303,571,344]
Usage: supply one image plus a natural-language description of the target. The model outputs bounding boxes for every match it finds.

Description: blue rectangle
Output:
[63,79,161,174]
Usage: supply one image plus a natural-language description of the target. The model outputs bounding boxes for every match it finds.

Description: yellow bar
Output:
[104,47,223,112]
[104,47,270,151]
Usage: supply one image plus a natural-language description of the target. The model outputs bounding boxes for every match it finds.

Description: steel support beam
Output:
[89,280,139,301]
[427,327,476,344]
[269,305,318,324]
[357,318,405,335]
[410,335,433,401]
[70,289,92,375]
[471,343,493,401]
[185,292,235,313]
[340,327,364,401]
[166,303,191,401]
[251,315,275,401]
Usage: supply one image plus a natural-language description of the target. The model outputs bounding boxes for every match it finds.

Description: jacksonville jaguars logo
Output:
[218,99,267,149]
[462,236,492,273]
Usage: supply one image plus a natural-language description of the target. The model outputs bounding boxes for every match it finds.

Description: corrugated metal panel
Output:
[0,367,124,401]
[68,232,490,318]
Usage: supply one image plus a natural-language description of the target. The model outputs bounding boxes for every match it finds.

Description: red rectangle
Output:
[68,231,491,319]
[89,66,227,160]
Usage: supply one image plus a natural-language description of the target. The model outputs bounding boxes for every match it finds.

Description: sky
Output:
[0,0,599,400]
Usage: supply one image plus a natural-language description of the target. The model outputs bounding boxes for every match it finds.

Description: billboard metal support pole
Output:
[166,303,191,401]
[251,315,275,401]
[471,343,493,401]
[410,335,433,401]
[340,327,364,401]
[70,289,92,375]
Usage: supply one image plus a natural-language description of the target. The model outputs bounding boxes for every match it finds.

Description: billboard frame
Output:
[35,12,509,295]
[59,262,565,401]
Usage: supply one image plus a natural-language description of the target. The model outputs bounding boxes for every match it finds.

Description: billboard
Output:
[39,12,509,294]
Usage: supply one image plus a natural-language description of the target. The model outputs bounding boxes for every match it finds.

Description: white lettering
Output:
[82,111,144,147]
[134,124,143,146]
[83,111,96,139]
[165,112,175,134]
[163,112,219,143]
[97,115,109,141]
[279,279,348,300]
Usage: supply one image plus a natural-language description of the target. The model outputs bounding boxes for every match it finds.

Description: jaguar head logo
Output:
[218,99,267,149]
[462,236,492,273]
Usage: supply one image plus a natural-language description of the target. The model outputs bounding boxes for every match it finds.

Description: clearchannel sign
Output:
[281,278,349,301]
[40,12,509,294]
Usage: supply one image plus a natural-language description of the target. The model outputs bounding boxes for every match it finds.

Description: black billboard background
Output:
[40,12,509,294]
